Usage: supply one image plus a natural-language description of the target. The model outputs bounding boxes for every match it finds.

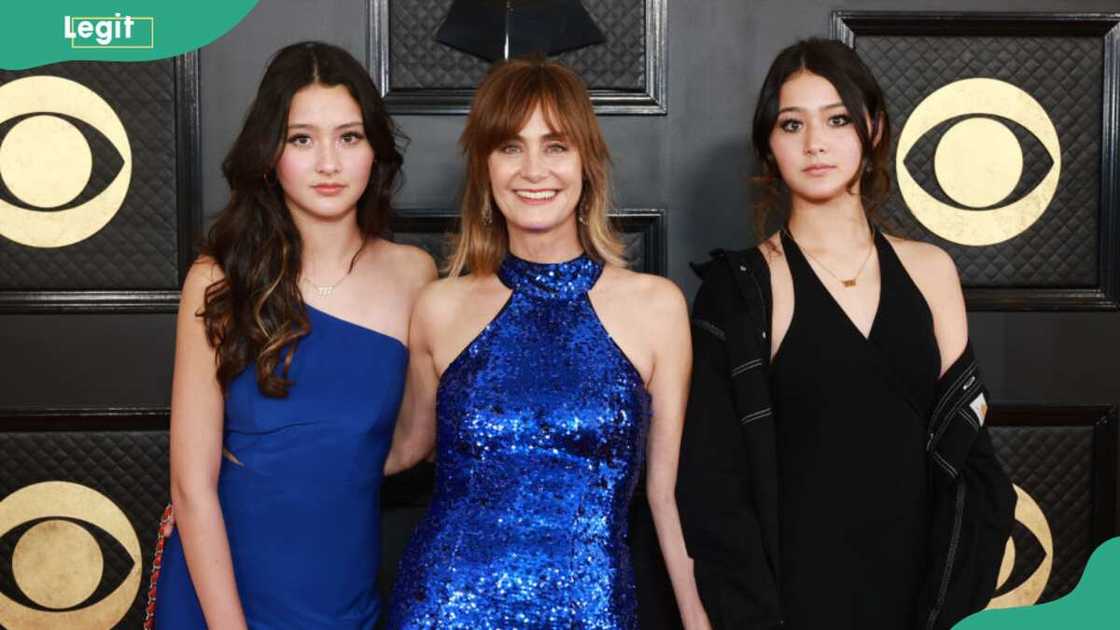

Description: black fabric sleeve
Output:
[676,272,783,629]
[920,427,1016,630]
[917,348,1017,629]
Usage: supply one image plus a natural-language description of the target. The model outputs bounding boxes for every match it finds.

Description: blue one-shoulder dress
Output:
[388,254,651,630]
[152,304,407,629]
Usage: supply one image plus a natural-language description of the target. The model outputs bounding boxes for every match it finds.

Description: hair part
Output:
[750,38,891,241]
[200,41,406,396]
[446,55,626,277]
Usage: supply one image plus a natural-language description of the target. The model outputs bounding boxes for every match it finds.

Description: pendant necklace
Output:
[785,228,874,288]
[302,238,365,297]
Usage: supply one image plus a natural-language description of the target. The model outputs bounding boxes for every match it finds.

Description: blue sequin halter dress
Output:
[388,254,651,630]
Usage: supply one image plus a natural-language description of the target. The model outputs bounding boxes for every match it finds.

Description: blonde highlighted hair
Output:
[445,56,626,277]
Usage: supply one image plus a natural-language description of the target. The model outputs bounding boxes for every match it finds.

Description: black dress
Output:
[771,229,940,628]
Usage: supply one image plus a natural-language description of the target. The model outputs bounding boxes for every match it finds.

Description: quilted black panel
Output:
[0,418,1106,624]
[989,425,1094,602]
[0,430,169,629]
[857,35,1101,288]
[388,0,646,91]
[0,60,180,290]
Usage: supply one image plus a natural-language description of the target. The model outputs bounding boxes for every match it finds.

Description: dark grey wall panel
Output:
[0,314,174,409]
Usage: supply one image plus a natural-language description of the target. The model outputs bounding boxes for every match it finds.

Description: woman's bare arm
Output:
[168,259,247,629]
[641,278,712,630]
[384,283,441,475]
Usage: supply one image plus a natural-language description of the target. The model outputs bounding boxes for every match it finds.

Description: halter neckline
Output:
[497,253,603,299]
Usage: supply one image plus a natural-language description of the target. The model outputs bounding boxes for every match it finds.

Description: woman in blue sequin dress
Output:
[150,42,435,629]
[384,58,710,629]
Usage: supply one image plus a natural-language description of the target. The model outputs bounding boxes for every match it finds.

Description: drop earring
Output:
[577,183,590,225]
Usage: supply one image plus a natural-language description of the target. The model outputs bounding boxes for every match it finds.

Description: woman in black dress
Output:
[676,39,1015,630]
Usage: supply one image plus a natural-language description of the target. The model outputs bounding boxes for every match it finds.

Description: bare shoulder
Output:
[594,266,688,378]
[174,256,223,328]
[414,273,462,314]
[597,265,686,318]
[758,232,792,290]
[413,272,490,320]
[181,255,224,300]
[185,255,223,282]
[758,232,792,291]
[883,233,960,294]
[757,231,786,265]
[374,240,438,287]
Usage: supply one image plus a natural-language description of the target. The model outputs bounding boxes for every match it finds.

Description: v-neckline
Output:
[782,228,884,343]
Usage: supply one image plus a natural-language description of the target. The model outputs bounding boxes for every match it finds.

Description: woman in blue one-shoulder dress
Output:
[148,42,435,629]
[384,58,711,629]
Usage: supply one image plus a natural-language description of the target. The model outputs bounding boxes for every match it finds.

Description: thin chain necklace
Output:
[302,238,365,297]
[784,226,875,288]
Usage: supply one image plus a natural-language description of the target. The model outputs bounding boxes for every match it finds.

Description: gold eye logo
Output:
[0,481,141,629]
[987,484,1054,609]
[0,76,132,249]
[896,78,1060,246]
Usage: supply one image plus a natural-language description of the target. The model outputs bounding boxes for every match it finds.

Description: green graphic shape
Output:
[956,536,1120,629]
[1,1,259,70]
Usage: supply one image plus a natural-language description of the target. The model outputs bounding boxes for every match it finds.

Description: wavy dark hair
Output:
[200,41,405,396]
[751,38,891,239]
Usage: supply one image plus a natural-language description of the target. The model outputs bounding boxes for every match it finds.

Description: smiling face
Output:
[769,70,865,206]
[487,105,583,237]
[275,83,374,223]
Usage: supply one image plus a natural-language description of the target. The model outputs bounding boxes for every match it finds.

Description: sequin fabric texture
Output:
[388,254,651,630]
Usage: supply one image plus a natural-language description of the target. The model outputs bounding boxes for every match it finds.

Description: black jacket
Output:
[676,248,1016,630]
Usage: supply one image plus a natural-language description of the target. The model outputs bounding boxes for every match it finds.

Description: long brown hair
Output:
[751,38,891,239]
[446,56,625,277]
[200,41,405,396]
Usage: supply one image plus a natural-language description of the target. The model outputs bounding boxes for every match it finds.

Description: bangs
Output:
[469,72,579,153]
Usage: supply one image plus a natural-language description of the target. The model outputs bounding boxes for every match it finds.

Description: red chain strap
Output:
[143,503,174,630]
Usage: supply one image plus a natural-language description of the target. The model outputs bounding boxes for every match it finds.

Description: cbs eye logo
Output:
[896,78,1060,247]
[986,484,1054,609]
[0,481,141,629]
[0,76,132,249]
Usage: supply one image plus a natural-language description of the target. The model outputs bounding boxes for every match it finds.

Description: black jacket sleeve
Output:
[916,346,1017,630]
[676,261,783,629]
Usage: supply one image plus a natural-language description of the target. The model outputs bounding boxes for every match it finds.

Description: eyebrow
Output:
[286,121,364,131]
[777,102,846,115]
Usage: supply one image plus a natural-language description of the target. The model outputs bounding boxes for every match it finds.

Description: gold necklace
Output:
[302,239,365,297]
[302,275,348,297]
[785,228,874,288]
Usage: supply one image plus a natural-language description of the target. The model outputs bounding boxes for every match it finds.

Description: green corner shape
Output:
[956,536,1120,629]
[1,1,260,70]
